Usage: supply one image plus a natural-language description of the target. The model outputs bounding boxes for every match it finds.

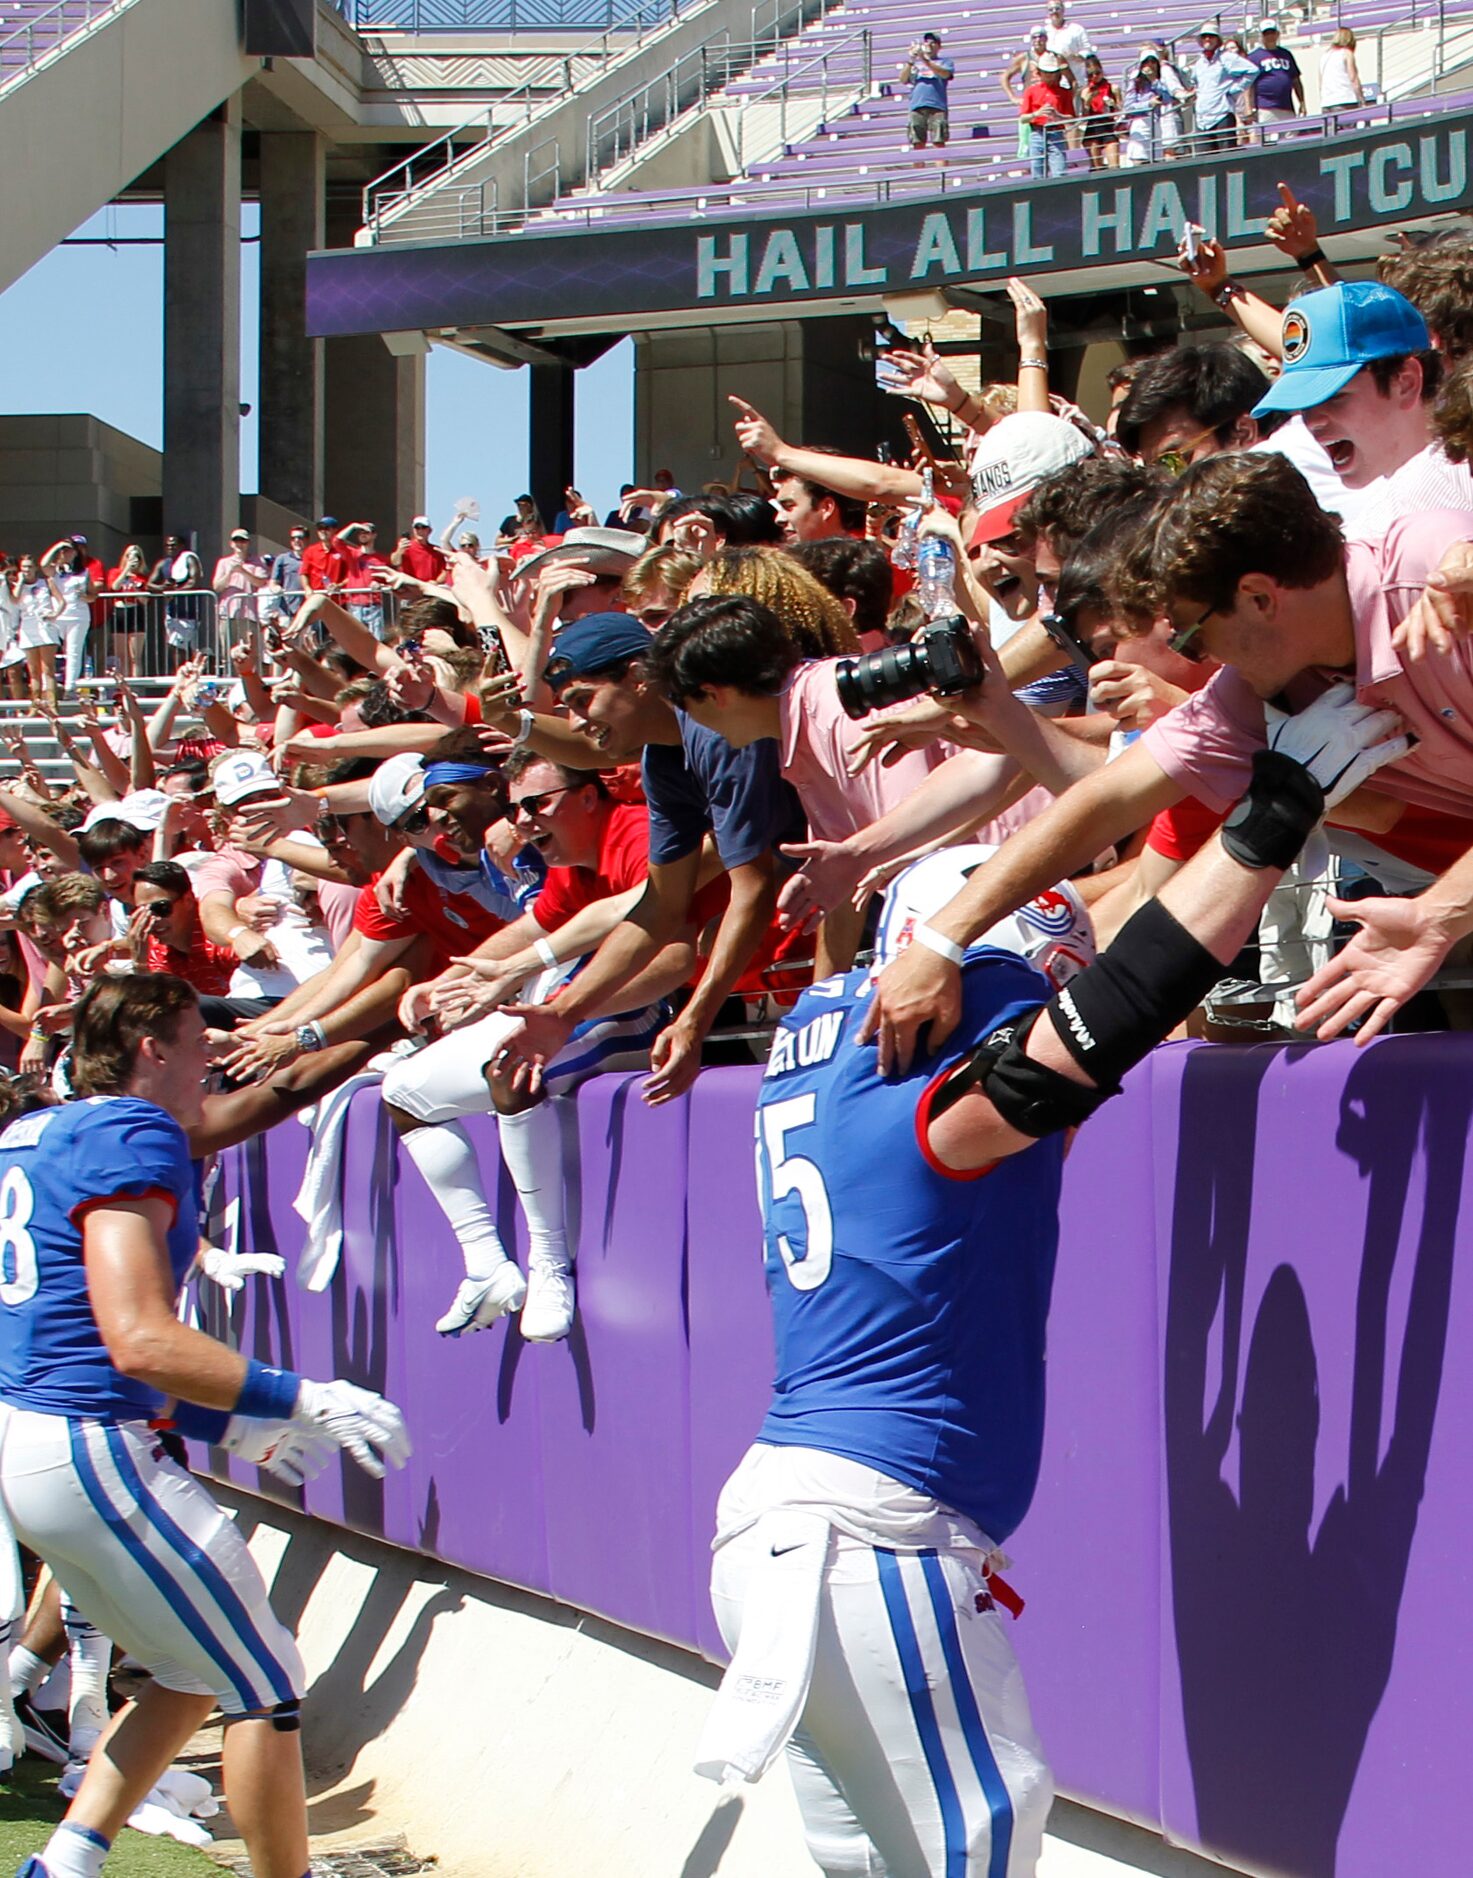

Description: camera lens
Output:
[834,640,930,719]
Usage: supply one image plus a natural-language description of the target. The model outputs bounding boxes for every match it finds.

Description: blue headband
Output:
[424,760,498,788]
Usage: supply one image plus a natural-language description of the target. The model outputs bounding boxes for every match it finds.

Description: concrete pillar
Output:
[322,198,426,536]
[162,101,242,570]
[258,131,325,523]
[529,362,576,529]
[633,317,906,494]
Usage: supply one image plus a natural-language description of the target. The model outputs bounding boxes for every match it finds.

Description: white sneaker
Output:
[520,1256,575,1342]
[435,1266,527,1337]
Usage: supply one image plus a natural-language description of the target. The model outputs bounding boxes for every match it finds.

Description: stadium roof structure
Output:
[307,110,1473,346]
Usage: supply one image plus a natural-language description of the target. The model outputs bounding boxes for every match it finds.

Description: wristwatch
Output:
[295,1022,326,1053]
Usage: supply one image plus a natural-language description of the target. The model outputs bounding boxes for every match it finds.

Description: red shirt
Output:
[1021,78,1075,123]
[1146,794,1473,877]
[399,540,447,584]
[300,542,351,592]
[145,919,235,996]
[529,803,651,935]
[353,863,503,973]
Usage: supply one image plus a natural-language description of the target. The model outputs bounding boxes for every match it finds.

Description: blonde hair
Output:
[702,547,860,659]
[1332,26,1355,48]
[621,544,701,608]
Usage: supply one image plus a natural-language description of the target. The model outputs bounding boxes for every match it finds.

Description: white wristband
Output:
[511,709,535,747]
[227,924,248,943]
[912,922,966,966]
[533,936,559,969]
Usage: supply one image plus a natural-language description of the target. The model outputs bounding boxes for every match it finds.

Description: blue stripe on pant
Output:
[101,1426,296,1707]
[876,1547,969,1877]
[67,1422,260,1712]
[920,1552,1015,1878]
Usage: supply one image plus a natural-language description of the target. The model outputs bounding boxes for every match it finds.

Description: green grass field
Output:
[0,1758,223,1874]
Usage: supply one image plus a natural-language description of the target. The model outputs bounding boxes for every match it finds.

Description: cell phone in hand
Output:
[1040,609,1096,676]
[1183,221,1202,264]
[263,623,285,655]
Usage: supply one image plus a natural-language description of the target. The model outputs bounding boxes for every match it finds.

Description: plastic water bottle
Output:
[916,535,958,620]
[892,467,933,572]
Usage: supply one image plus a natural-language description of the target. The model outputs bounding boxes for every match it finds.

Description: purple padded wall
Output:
[214,1038,1473,1878]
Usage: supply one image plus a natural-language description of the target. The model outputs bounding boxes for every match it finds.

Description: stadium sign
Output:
[307,117,1469,336]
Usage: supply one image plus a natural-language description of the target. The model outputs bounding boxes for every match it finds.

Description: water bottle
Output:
[891,467,933,573]
[916,535,957,620]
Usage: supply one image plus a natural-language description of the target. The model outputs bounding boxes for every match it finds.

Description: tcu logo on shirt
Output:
[1282,309,1311,364]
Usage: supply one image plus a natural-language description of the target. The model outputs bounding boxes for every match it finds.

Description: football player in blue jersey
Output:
[0,974,410,1878]
[697,694,1407,1876]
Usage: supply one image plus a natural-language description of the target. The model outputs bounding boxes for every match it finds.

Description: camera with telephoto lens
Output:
[834,613,982,720]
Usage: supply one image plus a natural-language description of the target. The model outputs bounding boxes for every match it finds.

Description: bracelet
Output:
[1212,279,1241,309]
[27,1026,46,1043]
[227,924,248,943]
[1018,357,1049,372]
[511,708,535,747]
[912,922,967,966]
[235,1360,302,1421]
[1296,245,1326,272]
[533,936,559,969]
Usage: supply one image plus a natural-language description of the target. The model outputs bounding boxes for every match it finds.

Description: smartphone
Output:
[1040,609,1096,676]
[1183,221,1202,264]
[263,623,284,655]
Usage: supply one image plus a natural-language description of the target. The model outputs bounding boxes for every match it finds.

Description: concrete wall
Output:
[0,0,254,296]
[217,1483,1240,1878]
[0,413,162,563]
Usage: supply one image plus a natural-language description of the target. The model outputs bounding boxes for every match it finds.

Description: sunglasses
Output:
[397,804,432,836]
[1151,428,1220,478]
[139,899,177,920]
[1169,602,1216,662]
[511,785,573,821]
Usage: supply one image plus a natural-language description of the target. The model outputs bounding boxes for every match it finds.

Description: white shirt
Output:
[1043,19,1092,61]
[226,855,334,1000]
[1344,444,1473,542]
[52,571,90,633]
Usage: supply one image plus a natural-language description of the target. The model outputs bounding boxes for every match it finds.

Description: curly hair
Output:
[1111,453,1344,623]
[1016,455,1169,557]
[1434,356,1473,464]
[1377,235,1473,364]
[702,546,859,658]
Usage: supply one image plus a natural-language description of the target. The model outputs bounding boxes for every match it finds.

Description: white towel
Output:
[291,1069,384,1291]
[693,1510,829,1786]
[60,1760,217,1843]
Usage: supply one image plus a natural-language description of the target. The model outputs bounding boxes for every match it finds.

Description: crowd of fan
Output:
[1,195,1472,1346]
[908,7,1365,173]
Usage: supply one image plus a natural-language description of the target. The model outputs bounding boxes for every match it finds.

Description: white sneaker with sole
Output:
[520,1256,575,1342]
[435,1266,527,1337]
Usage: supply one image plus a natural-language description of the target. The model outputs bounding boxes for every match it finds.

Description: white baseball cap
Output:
[81,789,170,833]
[369,753,427,827]
[411,514,433,528]
[1036,51,1062,71]
[510,527,649,583]
[968,412,1094,546]
[1257,16,1280,27]
[1197,19,1222,35]
[211,750,280,807]
[875,844,1096,990]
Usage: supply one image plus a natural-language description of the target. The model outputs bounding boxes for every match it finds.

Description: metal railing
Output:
[585,22,868,185]
[0,0,123,91]
[338,0,664,24]
[359,0,695,241]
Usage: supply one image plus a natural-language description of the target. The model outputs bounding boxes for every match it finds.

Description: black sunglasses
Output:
[512,786,573,821]
[397,804,431,836]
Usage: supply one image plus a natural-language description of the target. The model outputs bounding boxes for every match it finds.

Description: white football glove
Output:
[198,1245,287,1294]
[1265,681,1411,809]
[220,1417,335,1489]
[292,1378,412,1480]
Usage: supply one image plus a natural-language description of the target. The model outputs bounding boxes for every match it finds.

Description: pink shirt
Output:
[1143,510,1473,822]
[777,661,949,843]
[188,844,261,905]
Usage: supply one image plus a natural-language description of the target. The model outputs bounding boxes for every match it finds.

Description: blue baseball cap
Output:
[1253,282,1430,418]
[543,611,654,686]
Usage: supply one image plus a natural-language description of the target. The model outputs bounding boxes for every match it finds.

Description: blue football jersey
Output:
[754,950,1064,1543]
[0,1097,200,1421]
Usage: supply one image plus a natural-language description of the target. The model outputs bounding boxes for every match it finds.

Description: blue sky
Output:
[0,201,635,528]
